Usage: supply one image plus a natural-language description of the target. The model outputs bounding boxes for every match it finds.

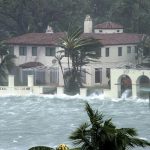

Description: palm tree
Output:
[136,35,150,66]
[70,102,150,150]
[0,41,16,85]
[56,27,102,94]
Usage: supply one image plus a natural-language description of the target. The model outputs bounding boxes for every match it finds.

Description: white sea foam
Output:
[0,94,149,150]
[0,93,149,104]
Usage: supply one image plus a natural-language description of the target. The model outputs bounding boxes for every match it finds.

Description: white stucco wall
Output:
[100,45,136,64]
[14,45,64,67]
[104,68,150,98]
[13,44,138,87]
[94,29,123,34]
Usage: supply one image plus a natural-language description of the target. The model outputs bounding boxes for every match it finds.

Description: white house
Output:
[6,15,144,88]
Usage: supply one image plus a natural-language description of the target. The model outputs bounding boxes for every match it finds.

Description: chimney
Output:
[46,25,53,33]
[84,15,93,33]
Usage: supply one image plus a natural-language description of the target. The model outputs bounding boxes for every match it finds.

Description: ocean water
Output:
[0,94,149,150]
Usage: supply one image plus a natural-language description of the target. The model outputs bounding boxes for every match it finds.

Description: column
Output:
[80,88,87,97]
[132,80,137,98]
[8,75,14,87]
[28,75,34,87]
[57,87,64,94]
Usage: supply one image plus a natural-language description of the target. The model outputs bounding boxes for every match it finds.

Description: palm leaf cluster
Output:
[70,102,150,150]
[56,28,102,94]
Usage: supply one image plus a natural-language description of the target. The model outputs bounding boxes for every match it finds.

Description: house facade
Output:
[6,15,143,87]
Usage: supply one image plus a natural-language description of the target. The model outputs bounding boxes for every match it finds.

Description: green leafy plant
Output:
[70,102,150,150]
[0,41,16,85]
[29,146,54,150]
[56,27,102,95]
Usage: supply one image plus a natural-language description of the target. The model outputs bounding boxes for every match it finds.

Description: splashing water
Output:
[0,94,149,150]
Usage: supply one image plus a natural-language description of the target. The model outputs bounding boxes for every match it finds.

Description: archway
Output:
[137,75,150,99]
[118,75,132,98]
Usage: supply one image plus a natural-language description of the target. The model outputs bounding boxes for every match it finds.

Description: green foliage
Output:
[56,27,101,95]
[1,0,150,40]
[70,102,150,150]
[0,41,16,85]
[28,146,79,150]
[110,0,150,33]
[136,35,150,65]
[29,146,54,150]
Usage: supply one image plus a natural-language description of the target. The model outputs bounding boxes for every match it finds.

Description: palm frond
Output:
[85,102,103,125]
[69,122,90,146]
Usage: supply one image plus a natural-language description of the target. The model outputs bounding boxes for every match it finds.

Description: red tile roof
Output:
[19,62,44,68]
[95,22,123,29]
[83,33,143,45]
[6,32,143,46]
[6,32,66,46]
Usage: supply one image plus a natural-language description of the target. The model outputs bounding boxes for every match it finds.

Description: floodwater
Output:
[0,94,149,150]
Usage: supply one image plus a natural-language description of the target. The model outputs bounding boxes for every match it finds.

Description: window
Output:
[32,47,37,56]
[96,48,101,57]
[143,47,150,57]
[45,47,55,56]
[106,68,110,78]
[105,48,109,57]
[21,69,34,85]
[127,46,131,54]
[19,46,27,56]
[35,69,45,85]
[21,68,45,85]
[50,67,59,84]
[9,46,14,55]
[118,47,122,56]
[95,68,102,83]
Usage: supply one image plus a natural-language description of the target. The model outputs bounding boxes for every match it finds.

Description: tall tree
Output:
[136,35,150,66]
[56,27,101,94]
[110,0,150,34]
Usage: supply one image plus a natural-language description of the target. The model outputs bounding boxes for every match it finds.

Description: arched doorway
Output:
[118,75,132,98]
[137,75,150,99]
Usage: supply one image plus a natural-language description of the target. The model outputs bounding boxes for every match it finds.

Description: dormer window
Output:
[94,22,123,34]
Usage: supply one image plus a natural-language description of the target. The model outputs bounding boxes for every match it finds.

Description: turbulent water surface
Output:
[0,94,150,150]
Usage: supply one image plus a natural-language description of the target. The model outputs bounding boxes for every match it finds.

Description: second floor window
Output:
[45,47,55,56]
[19,46,27,56]
[127,46,131,54]
[32,47,37,56]
[9,46,14,55]
[96,48,101,57]
[118,47,122,56]
[105,48,109,57]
